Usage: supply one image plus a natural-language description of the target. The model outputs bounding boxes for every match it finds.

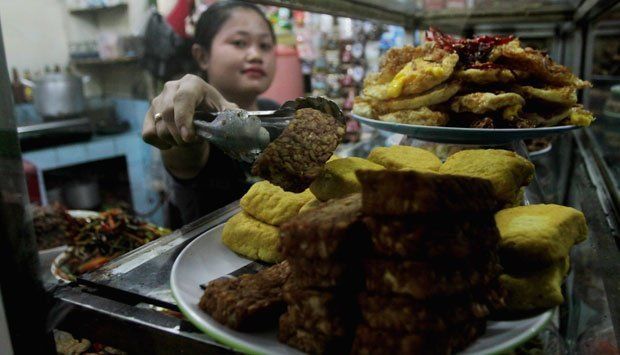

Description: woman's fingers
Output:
[142,107,172,150]
[143,74,236,148]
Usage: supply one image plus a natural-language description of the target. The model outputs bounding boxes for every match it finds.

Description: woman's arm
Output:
[142,74,237,178]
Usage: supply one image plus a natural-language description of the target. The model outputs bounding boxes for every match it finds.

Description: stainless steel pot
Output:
[33,73,86,118]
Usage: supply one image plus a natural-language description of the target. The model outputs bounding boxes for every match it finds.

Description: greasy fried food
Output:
[500,257,569,311]
[352,97,375,117]
[566,105,595,126]
[378,107,449,126]
[198,261,290,331]
[358,293,489,333]
[355,29,594,129]
[355,169,498,215]
[252,108,345,192]
[287,257,362,289]
[282,288,356,336]
[375,81,461,114]
[364,256,500,299]
[299,197,323,214]
[495,204,587,272]
[450,92,525,114]
[309,157,384,202]
[240,181,314,226]
[221,212,283,263]
[278,312,352,354]
[367,145,442,171]
[515,85,577,106]
[439,149,535,204]
[363,49,458,99]
[351,320,486,355]
[363,214,500,259]
[280,193,367,259]
[456,68,518,85]
[490,39,591,89]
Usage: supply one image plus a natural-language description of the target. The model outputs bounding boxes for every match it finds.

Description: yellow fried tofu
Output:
[496,204,587,271]
[367,145,442,171]
[439,149,534,203]
[240,181,314,226]
[500,257,570,311]
[299,197,323,214]
[309,157,384,201]
[221,212,282,263]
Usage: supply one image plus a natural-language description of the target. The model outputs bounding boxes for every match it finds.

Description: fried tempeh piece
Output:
[198,261,290,331]
[355,169,498,215]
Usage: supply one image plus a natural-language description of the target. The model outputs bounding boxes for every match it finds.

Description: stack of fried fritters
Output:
[278,194,368,354]
[354,29,594,128]
[351,170,505,354]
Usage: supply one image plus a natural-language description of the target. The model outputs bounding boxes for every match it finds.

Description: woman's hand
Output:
[142,74,237,149]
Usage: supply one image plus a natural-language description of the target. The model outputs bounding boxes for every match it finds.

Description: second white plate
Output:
[171,224,554,355]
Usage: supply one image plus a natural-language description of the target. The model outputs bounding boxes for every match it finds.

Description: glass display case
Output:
[0,0,618,354]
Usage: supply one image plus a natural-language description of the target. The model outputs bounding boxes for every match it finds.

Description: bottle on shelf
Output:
[11,68,25,104]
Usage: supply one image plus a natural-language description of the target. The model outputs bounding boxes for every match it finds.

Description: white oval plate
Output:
[352,113,580,145]
[171,224,553,355]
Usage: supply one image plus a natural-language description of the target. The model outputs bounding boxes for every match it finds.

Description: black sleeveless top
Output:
[166,98,280,228]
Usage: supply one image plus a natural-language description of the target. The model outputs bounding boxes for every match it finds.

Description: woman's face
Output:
[200,9,276,101]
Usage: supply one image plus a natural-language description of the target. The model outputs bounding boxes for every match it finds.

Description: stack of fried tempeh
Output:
[351,170,505,354]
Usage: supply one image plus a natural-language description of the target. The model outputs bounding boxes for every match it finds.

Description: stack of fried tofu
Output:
[278,194,368,354]
[352,170,505,354]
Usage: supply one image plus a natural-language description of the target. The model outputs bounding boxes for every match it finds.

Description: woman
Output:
[142,1,278,227]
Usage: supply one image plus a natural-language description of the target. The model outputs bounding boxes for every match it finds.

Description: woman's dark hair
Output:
[194,1,276,52]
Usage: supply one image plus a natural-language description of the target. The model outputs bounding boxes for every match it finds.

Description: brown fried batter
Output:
[198,261,290,331]
[363,214,500,259]
[450,92,525,114]
[364,256,501,299]
[351,320,487,355]
[490,39,591,89]
[355,169,499,215]
[358,292,490,333]
[287,257,363,289]
[280,193,368,259]
[278,312,353,354]
[251,108,345,192]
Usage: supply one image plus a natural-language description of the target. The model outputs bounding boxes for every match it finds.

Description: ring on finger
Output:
[153,112,163,122]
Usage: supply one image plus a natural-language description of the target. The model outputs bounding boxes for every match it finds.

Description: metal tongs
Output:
[192,96,344,163]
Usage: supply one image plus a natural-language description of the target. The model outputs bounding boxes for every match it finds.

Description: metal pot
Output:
[32,73,86,118]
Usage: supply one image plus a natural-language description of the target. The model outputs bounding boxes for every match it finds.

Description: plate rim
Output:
[171,224,555,355]
[468,309,554,355]
[170,224,267,355]
[351,113,580,143]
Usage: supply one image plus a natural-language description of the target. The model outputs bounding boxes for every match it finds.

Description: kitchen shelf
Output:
[71,56,138,66]
[69,2,127,15]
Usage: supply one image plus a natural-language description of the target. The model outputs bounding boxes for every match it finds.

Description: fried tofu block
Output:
[198,261,290,331]
[298,197,323,214]
[367,145,441,172]
[439,149,535,204]
[240,181,314,226]
[221,212,282,263]
[500,257,570,311]
[363,214,499,259]
[364,256,500,299]
[495,204,587,271]
[280,194,368,259]
[359,293,489,333]
[309,157,384,202]
[356,169,498,215]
